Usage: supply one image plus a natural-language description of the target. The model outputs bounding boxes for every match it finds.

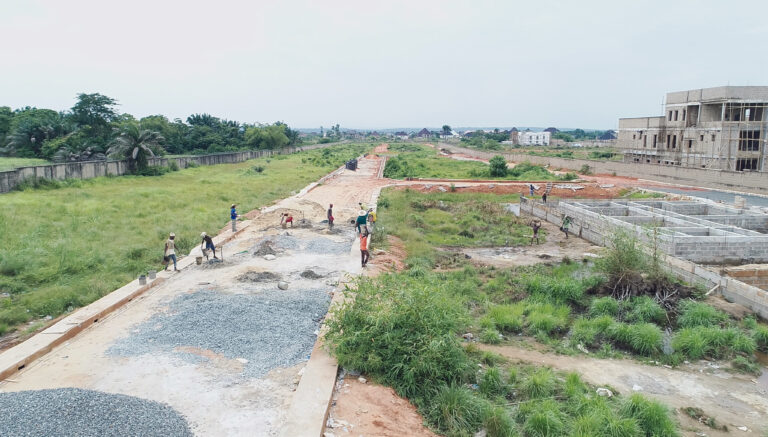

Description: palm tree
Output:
[107,123,164,172]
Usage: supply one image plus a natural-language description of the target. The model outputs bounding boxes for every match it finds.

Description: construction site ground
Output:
[1,143,766,436]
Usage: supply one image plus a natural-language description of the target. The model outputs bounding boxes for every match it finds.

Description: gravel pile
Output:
[108,288,330,378]
[305,237,350,255]
[300,269,324,279]
[272,235,301,251]
[0,388,193,437]
[252,240,277,256]
[237,271,282,283]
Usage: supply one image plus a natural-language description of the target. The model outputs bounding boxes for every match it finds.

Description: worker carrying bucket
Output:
[200,232,218,259]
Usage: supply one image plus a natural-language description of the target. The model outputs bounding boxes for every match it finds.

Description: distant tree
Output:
[0,106,13,142]
[107,123,165,172]
[71,93,118,127]
[4,108,71,157]
[442,125,451,136]
[489,155,508,177]
[244,123,290,150]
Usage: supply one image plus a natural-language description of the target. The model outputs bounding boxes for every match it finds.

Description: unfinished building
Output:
[617,86,768,171]
[556,199,768,264]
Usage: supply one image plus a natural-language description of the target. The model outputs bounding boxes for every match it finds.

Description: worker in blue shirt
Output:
[231,204,238,232]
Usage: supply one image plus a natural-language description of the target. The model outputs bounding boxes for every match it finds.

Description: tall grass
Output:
[0,144,369,332]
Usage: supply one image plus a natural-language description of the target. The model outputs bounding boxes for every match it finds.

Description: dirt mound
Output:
[300,270,324,279]
[253,241,277,256]
[237,271,282,283]
[593,272,696,313]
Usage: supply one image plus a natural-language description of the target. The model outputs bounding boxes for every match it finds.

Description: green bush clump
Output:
[620,393,679,437]
[570,316,614,348]
[623,296,666,325]
[480,328,502,344]
[521,368,556,399]
[526,303,570,336]
[753,325,768,352]
[589,297,619,317]
[673,326,756,360]
[487,304,525,333]
[480,367,507,397]
[628,323,663,355]
[523,275,587,304]
[427,384,488,436]
[483,406,519,437]
[676,300,728,328]
[521,400,565,437]
[731,356,761,374]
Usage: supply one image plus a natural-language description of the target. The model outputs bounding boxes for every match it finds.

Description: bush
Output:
[624,296,666,325]
[676,300,728,328]
[589,297,619,317]
[673,326,756,360]
[426,385,487,436]
[489,155,508,177]
[479,367,506,397]
[579,164,592,175]
[731,356,761,374]
[570,316,613,348]
[521,368,556,399]
[487,304,525,333]
[620,393,679,437]
[523,274,586,304]
[754,325,768,352]
[628,323,663,355]
[522,401,564,437]
[168,161,179,171]
[480,328,502,344]
[483,406,518,437]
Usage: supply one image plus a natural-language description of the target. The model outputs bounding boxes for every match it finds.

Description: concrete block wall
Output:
[520,197,768,320]
[0,142,338,193]
[439,143,768,195]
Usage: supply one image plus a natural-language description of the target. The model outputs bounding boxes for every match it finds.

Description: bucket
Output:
[138,275,147,285]
[148,270,156,279]
[196,256,203,265]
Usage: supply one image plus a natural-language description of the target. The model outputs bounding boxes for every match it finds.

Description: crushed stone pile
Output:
[305,237,350,255]
[252,240,277,256]
[300,270,324,279]
[108,288,330,378]
[0,388,193,437]
[237,271,282,283]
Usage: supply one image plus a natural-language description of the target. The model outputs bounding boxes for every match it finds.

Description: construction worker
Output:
[542,193,548,203]
[200,232,218,259]
[529,184,535,196]
[281,213,294,228]
[327,204,334,230]
[360,226,370,267]
[230,204,238,232]
[355,208,368,234]
[530,219,542,245]
[164,232,178,272]
[367,208,377,232]
[561,215,572,239]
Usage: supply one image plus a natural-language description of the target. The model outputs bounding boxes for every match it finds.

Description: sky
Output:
[1,0,767,130]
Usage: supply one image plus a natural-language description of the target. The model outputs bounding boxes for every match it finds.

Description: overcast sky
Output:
[1,0,766,129]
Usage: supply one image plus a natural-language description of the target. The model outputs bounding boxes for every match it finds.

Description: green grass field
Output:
[375,188,531,268]
[383,144,570,180]
[0,144,369,335]
[0,157,50,171]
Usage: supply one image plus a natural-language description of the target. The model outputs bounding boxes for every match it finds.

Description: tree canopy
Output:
[0,94,302,161]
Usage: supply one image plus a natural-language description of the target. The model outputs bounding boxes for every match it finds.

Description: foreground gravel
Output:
[108,287,330,378]
[0,388,193,437]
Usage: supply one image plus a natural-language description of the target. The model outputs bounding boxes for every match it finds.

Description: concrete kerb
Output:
[280,186,383,437]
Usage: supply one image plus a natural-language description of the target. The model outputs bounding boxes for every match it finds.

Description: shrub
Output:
[676,300,728,328]
[489,155,508,177]
[579,164,592,175]
[754,325,768,352]
[620,393,679,437]
[673,326,755,360]
[488,304,525,333]
[521,368,556,399]
[426,384,487,436]
[564,372,587,399]
[628,323,663,355]
[483,406,518,437]
[480,367,506,397]
[168,161,179,171]
[523,274,586,304]
[731,356,761,374]
[624,296,666,325]
[480,328,502,344]
[589,297,619,317]
[570,316,613,348]
[522,401,564,437]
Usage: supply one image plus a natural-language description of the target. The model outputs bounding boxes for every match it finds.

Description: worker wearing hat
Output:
[355,207,369,235]
[164,232,178,271]
[230,204,238,232]
[200,232,217,259]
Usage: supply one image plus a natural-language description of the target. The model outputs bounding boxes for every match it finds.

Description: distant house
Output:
[509,127,520,144]
[599,130,617,140]
[543,127,559,133]
[519,130,551,146]
[395,131,409,140]
[418,128,432,138]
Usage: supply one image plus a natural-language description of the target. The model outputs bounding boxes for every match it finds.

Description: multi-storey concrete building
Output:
[518,130,550,146]
[618,86,768,171]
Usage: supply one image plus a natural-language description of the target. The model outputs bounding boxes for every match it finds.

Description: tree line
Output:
[0,93,302,163]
